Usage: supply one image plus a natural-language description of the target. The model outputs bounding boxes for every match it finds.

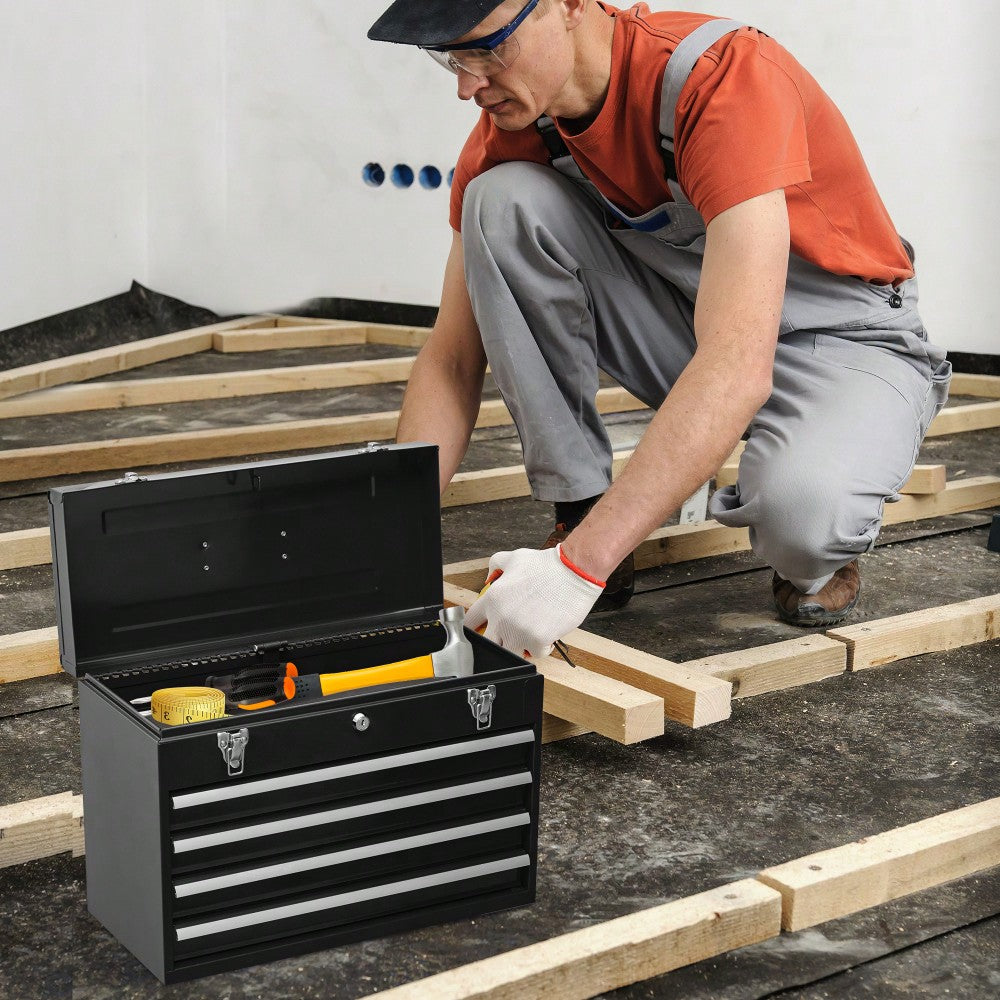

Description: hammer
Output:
[284,606,474,701]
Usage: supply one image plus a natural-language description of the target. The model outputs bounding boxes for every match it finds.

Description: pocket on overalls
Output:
[920,358,952,434]
[781,255,908,336]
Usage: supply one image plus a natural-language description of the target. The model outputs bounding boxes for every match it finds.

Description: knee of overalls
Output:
[710,460,881,590]
[462,161,580,248]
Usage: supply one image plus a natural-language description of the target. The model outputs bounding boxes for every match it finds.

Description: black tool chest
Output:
[49,443,542,984]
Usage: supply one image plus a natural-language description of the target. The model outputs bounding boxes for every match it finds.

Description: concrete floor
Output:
[0,333,998,999]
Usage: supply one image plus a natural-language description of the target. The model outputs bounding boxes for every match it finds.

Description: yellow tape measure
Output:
[151,687,226,726]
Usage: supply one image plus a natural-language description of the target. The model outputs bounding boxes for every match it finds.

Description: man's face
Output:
[445,0,576,130]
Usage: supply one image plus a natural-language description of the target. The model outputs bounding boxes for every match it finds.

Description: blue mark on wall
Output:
[363,163,454,190]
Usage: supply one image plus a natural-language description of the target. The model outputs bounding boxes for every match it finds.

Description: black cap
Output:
[368,1,509,47]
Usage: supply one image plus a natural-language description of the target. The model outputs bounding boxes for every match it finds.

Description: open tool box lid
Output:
[49,444,445,680]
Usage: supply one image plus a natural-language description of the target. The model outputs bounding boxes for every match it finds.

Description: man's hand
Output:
[465,545,605,657]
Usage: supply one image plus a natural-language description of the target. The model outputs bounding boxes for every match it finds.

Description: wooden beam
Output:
[926,400,1000,436]
[535,656,664,745]
[826,593,1000,671]
[442,582,728,730]
[444,452,634,508]
[757,797,1000,931]
[0,792,83,869]
[716,463,947,495]
[0,387,645,484]
[0,627,61,683]
[0,527,50,570]
[949,372,1000,398]
[683,636,847,699]
[365,324,433,349]
[541,715,590,743]
[213,323,369,352]
[0,316,262,403]
[560,631,732,728]
[881,475,1000,524]
[0,357,420,419]
[369,880,781,1000]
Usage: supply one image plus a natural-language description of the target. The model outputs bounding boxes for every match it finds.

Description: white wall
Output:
[1,1,998,354]
[0,1,147,330]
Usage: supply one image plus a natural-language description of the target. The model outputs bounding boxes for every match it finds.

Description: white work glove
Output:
[465,544,605,658]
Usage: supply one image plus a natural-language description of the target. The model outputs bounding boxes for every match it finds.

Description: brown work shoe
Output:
[772,560,861,627]
[542,524,635,612]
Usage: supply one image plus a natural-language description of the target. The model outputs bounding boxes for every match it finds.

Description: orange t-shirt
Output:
[449,3,913,285]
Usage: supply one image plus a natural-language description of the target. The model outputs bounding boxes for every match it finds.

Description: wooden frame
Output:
[0,316,268,403]
[1,316,996,747]
[0,320,432,419]
[0,386,646,484]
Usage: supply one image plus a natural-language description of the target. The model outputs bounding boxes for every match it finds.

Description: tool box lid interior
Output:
[48,444,444,679]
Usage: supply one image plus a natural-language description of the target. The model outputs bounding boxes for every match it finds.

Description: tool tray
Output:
[49,444,542,984]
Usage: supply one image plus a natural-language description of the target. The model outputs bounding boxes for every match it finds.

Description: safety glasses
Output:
[422,0,540,77]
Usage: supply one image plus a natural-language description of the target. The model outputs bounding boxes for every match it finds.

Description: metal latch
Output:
[218,729,249,776]
[467,685,497,731]
[114,471,147,485]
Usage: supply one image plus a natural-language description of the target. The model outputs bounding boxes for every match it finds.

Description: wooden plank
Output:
[541,715,590,743]
[442,581,728,730]
[213,324,369,352]
[0,357,420,419]
[365,324,433,349]
[948,372,1000,398]
[0,387,645,485]
[560,630,732,729]
[0,627,61,683]
[926,400,1000,436]
[369,879,781,1000]
[633,522,751,570]
[0,526,51,570]
[684,636,847,699]
[826,593,1000,671]
[444,452,633,509]
[0,792,81,869]
[0,316,262,403]
[535,656,664,745]
[273,315,349,327]
[757,797,1000,931]
[881,476,1000,524]
[716,463,947,494]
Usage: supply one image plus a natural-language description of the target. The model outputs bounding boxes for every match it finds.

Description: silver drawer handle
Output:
[172,771,532,854]
[172,729,534,810]
[175,812,530,898]
[175,854,531,941]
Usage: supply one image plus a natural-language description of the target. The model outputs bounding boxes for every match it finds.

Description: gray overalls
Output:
[460,19,952,594]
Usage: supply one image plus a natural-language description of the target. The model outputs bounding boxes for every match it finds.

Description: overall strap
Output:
[535,18,747,189]
[535,115,573,172]
[659,18,745,182]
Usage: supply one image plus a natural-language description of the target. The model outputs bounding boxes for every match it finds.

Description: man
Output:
[368,0,951,658]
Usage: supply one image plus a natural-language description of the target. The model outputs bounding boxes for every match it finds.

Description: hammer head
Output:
[432,605,475,678]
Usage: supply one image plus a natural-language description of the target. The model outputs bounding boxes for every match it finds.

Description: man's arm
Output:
[396,231,487,492]
[562,188,790,579]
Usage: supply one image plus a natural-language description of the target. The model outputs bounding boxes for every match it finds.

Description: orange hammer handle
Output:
[316,654,434,695]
